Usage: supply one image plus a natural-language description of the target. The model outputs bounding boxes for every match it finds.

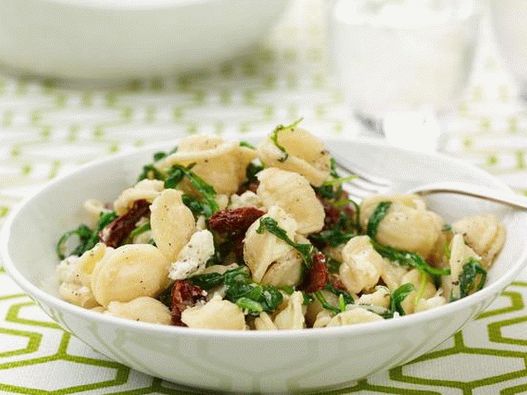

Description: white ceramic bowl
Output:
[490,0,527,96]
[0,0,288,81]
[2,138,527,393]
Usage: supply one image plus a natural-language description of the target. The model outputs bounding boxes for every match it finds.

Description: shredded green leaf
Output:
[236,297,264,314]
[367,201,392,239]
[326,258,342,274]
[56,211,118,259]
[371,240,451,277]
[322,175,357,186]
[314,291,341,314]
[164,164,219,217]
[256,217,314,267]
[190,266,284,316]
[239,141,255,149]
[137,146,177,181]
[390,283,415,316]
[129,222,151,240]
[459,258,487,299]
[270,118,303,162]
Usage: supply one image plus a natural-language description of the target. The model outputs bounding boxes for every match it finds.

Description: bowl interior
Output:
[4,138,527,302]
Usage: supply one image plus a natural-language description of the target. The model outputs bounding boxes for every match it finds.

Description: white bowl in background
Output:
[490,0,527,96]
[2,138,527,393]
[0,0,289,81]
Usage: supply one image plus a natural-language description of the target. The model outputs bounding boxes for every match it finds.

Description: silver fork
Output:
[333,154,527,210]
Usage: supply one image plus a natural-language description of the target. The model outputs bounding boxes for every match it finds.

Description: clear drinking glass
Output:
[328,0,481,151]
[491,0,527,99]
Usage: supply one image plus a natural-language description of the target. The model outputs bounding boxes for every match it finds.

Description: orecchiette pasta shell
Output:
[305,290,340,327]
[360,194,427,226]
[243,206,298,282]
[340,236,384,294]
[257,128,331,187]
[91,244,169,307]
[113,179,164,215]
[358,286,391,309]
[273,291,306,330]
[105,297,172,325]
[414,294,447,313]
[156,135,257,195]
[254,312,278,331]
[181,295,246,330]
[77,243,107,286]
[326,307,383,327]
[452,214,505,268]
[445,234,479,301]
[380,258,409,291]
[400,269,436,315]
[261,249,303,287]
[56,245,109,308]
[150,189,196,262]
[229,191,265,210]
[59,283,98,308]
[313,310,333,328]
[257,168,324,234]
[360,194,442,258]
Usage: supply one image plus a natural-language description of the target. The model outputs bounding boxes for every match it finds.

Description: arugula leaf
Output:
[310,228,355,248]
[187,272,224,290]
[56,211,118,259]
[324,283,354,305]
[158,286,172,308]
[314,291,341,314]
[326,258,342,274]
[137,146,177,181]
[164,166,186,189]
[442,224,452,232]
[310,209,358,248]
[367,201,392,239]
[236,297,263,314]
[246,162,264,182]
[256,217,314,268]
[390,283,415,316]
[239,141,255,149]
[129,222,151,240]
[164,164,219,217]
[459,258,487,298]
[371,240,451,277]
[189,266,284,316]
[322,175,357,186]
[137,164,165,182]
[312,284,354,314]
[270,118,303,162]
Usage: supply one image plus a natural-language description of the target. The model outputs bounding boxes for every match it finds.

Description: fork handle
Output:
[408,181,527,210]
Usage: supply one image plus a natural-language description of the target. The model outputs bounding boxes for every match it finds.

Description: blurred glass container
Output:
[328,0,481,131]
[491,0,527,98]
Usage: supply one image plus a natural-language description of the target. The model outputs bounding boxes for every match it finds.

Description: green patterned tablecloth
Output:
[1,1,527,394]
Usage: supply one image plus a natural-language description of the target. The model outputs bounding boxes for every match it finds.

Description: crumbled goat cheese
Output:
[169,230,215,280]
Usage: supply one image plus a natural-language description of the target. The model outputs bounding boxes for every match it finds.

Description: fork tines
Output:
[332,153,391,202]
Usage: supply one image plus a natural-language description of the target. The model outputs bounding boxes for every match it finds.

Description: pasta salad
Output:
[55,121,505,330]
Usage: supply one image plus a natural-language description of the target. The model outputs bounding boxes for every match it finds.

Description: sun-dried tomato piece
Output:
[302,252,329,293]
[320,201,354,230]
[99,199,150,248]
[171,280,206,326]
[208,207,265,235]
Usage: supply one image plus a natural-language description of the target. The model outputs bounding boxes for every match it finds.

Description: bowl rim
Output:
[2,136,527,339]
